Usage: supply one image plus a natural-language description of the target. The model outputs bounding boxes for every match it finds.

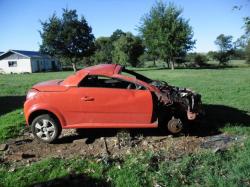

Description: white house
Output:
[0,50,61,73]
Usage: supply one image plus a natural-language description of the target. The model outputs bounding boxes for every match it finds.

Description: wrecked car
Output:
[24,64,203,143]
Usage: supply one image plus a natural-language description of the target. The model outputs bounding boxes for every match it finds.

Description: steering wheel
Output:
[127,83,135,89]
[127,83,143,90]
[136,84,143,90]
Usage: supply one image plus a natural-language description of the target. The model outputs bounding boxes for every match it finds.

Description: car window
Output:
[79,75,146,90]
[121,68,153,83]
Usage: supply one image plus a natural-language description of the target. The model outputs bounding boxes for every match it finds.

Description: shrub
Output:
[246,40,250,64]
[194,54,208,66]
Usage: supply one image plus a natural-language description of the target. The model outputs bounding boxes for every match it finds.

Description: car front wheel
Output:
[31,114,62,143]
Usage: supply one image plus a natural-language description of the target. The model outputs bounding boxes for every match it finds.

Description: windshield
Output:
[121,68,153,83]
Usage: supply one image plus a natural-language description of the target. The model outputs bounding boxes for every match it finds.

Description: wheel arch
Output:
[27,107,66,128]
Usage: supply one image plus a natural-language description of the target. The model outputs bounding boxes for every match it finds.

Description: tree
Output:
[215,34,233,52]
[39,9,95,71]
[112,33,144,67]
[241,17,250,63]
[139,1,195,70]
[232,3,250,63]
[243,17,250,38]
[185,52,208,67]
[92,37,113,64]
[207,51,217,60]
[194,54,208,66]
[92,29,126,65]
[214,34,234,65]
[110,29,126,42]
[246,40,250,63]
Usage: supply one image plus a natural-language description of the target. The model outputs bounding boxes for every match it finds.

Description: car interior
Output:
[79,75,145,90]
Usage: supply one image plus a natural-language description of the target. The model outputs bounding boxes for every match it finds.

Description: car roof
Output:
[62,64,123,86]
[77,64,122,76]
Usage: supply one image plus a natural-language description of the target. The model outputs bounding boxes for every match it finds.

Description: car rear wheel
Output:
[31,114,62,143]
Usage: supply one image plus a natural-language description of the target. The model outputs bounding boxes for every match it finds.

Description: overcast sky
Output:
[0,0,249,52]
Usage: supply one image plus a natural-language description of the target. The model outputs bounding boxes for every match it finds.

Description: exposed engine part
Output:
[151,80,202,120]
[167,117,183,133]
[187,111,197,120]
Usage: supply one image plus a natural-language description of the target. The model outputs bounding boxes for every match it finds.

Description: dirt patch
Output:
[0,129,244,165]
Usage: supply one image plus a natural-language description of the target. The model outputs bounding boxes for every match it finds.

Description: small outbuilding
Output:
[0,50,61,73]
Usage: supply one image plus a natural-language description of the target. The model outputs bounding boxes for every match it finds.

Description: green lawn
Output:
[0,71,71,140]
[0,67,250,186]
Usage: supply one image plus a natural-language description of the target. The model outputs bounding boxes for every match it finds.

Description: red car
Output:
[24,64,202,143]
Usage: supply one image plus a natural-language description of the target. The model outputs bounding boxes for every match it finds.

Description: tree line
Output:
[187,26,250,67]
[39,2,250,71]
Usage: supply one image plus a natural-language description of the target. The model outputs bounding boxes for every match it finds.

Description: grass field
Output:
[0,67,250,186]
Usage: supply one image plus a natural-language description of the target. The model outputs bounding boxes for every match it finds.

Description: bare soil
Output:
[0,128,243,165]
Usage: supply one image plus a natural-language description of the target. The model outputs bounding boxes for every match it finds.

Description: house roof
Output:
[0,50,50,59]
[12,50,45,58]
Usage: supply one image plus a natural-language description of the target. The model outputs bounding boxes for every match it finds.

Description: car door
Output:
[77,75,153,124]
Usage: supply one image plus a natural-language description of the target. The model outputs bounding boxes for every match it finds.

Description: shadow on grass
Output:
[204,104,250,126]
[185,104,250,137]
[31,173,111,187]
[56,104,250,144]
[0,96,25,116]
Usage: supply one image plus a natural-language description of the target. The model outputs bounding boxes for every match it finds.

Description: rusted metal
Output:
[167,118,183,133]
[187,111,197,120]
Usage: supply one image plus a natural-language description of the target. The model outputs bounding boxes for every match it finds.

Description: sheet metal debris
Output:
[200,134,244,151]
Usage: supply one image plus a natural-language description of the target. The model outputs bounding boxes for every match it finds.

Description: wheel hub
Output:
[167,118,183,134]
[35,120,55,141]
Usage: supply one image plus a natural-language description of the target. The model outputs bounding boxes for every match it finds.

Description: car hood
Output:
[32,79,69,92]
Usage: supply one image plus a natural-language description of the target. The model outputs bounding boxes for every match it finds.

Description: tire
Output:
[31,114,62,143]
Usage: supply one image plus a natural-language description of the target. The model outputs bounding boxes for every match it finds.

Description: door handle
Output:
[81,96,95,101]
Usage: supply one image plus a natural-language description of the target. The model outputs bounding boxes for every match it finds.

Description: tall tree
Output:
[232,2,250,63]
[92,29,126,65]
[139,1,195,70]
[112,33,144,67]
[240,17,250,63]
[215,34,233,52]
[234,17,250,49]
[39,9,95,71]
[92,37,113,64]
[214,34,234,65]
[110,29,126,42]
[246,40,250,63]
[243,17,250,38]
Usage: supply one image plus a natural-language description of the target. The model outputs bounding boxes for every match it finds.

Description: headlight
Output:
[26,89,39,100]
